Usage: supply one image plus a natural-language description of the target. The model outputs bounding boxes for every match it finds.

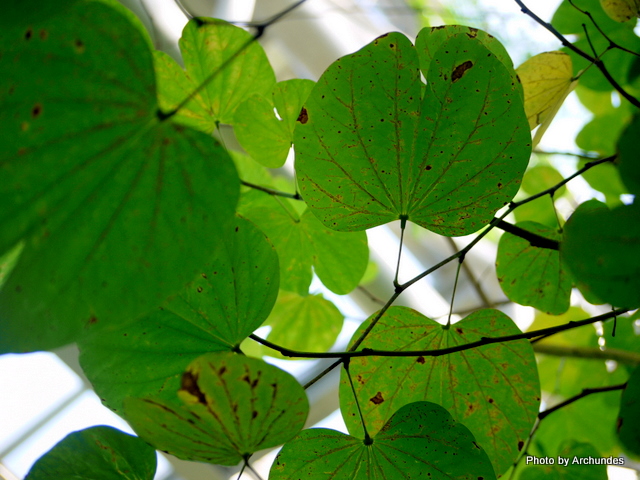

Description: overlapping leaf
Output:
[515,51,577,147]
[153,18,276,131]
[234,79,315,168]
[239,193,369,294]
[270,401,496,480]
[561,202,640,308]
[617,366,640,456]
[25,426,156,480]
[339,307,540,476]
[0,0,239,353]
[124,352,309,465]
[79,217,278,414]
[294,28,531,235]
[496,221,570,315]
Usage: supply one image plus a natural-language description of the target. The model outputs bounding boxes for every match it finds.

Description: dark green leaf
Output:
[576,107,632,156]
[124,352,309,465]
[0,0,239,353]
[79,216,278,414]
[234,79,315,168]
[25,425,156,480]
[618,114,640,195]
[519,441,608,480]
[561,202,640,308]
[617,365,640,456]
[270,401,497,480]
[294,29,530,235]
[496,221,570,315]
[155,18,276,131]
[340,307,540,476]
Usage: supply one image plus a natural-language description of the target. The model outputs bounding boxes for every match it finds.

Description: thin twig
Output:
[533,343,640,366]
[241,180,303,200]
[445,237,492,307]
[538,383,627,420]
[494,219,560,250]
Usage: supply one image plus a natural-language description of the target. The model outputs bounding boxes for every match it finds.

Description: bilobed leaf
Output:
[617,365,640,456]
[294,28,530,235]
[618,115,640,195]
[561,202,640,308]
[0,0,239,353]
[234,79,315,168]
[124,352,309,465]
[79,217,278,414]
[270,401,497,480]
[519,441,607,480]
[25,426,156,480]
[259,292,344,359]
[496,221,570,315]
[154,18,276,131]
[515,51,577,147]
[339,307,540,476]
[239,196,368,295]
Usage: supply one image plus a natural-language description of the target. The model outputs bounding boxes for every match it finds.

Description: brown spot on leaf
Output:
[32,103,42,118]
[616,417,623,432]
[370,391,384,405]
[181,371,207,405]
[39,30,48,40]
[518,440,524,451]
[87,315,98,325]
[25,28,33,40]
[416,356,425,364]
[425,165,432,171]
[74,39,85,54]
[452,61,473,83]
[466,28,478,38]
[488,398,494,404]
[252,410,258,419]
[456,327,463,334]
[297,107,308,124]
[197,286,203,293]
[201,273,208,279]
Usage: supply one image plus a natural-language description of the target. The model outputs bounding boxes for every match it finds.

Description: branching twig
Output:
[494,219,560,250]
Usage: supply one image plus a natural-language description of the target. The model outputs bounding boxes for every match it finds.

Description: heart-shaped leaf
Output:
[0,0,239,353]
[124,352,309,465]
[270,401,496,480]
[340,307,540,476]
[25,426,156,480]
[496,221,571,315]
[294,28,530,234]
[79,216,278,414]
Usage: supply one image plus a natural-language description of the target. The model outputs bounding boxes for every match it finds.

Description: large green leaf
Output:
[0,0,239,353]
[561,202,640,308]
[496,221,570,315]
[239,194,369,295]
[79,216,279,414]
[25,426,156,480]
[270,401,496,480]
[340,307,540,476]
[124,352,309,465]
[154,18,276,132]
[519,441,607,480]
[294,28,530,235]
[234,79,315,168]
[618,114,640,195]
[254,291,344,360]
[617,365,640,456]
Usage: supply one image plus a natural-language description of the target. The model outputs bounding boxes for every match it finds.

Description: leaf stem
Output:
[393,217,408,288]
[445,257,463,328]
[344,360,373,445]
[241,180,303,200]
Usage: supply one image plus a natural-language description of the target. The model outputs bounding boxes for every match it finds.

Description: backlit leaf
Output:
[0,0,239,353]
[270,401,496,480]
[124,352,309,465]
[561,202,640,308]
[234,79,315,168]
[617,365,640,456]
[154,18,276,131]
[496,221,570,315]
[600,0,640,22]
[25,426,156,480]
[79,217,278,414]
[340,307,540,476]
[519,441,607,480]
[294,29,530,235]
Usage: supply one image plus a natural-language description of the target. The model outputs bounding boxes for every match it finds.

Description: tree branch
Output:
[495,219,560,250]
[241,180,302,200]
[533,343,640,365]
[538,383,627,420]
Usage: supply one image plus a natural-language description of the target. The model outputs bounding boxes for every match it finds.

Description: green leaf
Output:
[576,106,632,156]
[79,216,279,414]
[240,196,368,295]
[270,401,497,480]
[25,426,156,480]
[294,29,530,235]
[600,0,640,22]
[496,221,571,315]
[340,307,540,476]
[260,292,344,359]
[0,241,23,291]
[561,202,640,308]
[618,114,640,195]
[124,352,309,465]
[154,18,276,131]
[521,165,567,198]
[234,79,315,168]
[617,365,640,456]
[0,0,239,354]
[519,441,608,480]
